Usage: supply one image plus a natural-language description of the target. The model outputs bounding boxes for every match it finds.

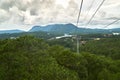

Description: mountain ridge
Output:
[0,29,24,34]
[29,23,120,34]
[0,23,120,34]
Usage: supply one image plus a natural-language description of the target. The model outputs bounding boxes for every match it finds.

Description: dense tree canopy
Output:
[0,36,120,80]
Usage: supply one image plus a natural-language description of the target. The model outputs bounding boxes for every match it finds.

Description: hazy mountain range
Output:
[29,23,120,34]
[0,23,120,34]
[0,30,24,34]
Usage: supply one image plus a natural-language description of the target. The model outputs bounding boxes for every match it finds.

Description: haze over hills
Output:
[0,30,24,34]
[0,23,120,34]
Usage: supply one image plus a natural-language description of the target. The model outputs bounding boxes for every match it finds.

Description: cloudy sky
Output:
[0,0,120,31]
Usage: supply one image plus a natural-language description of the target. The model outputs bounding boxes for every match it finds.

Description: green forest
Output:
[0,36,120,80]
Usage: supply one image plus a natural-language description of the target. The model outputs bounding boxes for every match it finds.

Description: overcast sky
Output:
[0,0,120,31]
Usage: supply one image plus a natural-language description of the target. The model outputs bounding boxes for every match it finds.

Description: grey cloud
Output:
[0,0,120,30]
[0,9,9,23]
[0,0,15,10]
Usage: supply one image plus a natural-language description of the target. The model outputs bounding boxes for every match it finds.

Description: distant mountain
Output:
[1,24,119,35]
[0,24,120,39]
[30,23,120,34]
[0,30,24,34]
[109,28,120,32]
[29,23,78,33]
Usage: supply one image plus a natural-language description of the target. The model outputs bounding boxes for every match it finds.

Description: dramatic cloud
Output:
[0,0,120,30]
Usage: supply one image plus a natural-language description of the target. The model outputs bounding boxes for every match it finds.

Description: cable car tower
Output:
[76,0,83,53]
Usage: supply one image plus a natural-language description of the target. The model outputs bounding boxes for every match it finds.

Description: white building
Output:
[112,33,120,35]
[55,34,73,39]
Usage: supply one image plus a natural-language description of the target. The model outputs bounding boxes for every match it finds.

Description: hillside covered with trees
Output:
[0,36,120,80]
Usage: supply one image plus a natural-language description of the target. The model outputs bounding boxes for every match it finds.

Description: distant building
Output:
[93,38,100,41]
[103,34,112,37]
[112,33,120,35]
[55,34,74,39]
[10,37,19,39]
[81,41,87,45]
